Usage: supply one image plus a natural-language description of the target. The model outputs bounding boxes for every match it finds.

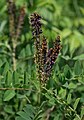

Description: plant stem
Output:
[12,38,16,71]
[0,87,34,91]
[38,81,42,104]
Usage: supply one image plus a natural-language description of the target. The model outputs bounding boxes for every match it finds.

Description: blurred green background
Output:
[0,0,84,120]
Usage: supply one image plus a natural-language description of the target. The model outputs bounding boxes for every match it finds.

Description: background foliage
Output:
[0,0,84,120]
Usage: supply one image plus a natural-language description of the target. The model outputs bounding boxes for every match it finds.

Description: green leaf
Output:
[19,48,25,58]
[73,31,84,46]
[16,104,35,120]
[49,97,56,105]
[63,82,68,88]
[68,82,77,89]
[62,44,69,56]
[73,54,84,60]
[0,20,7,33]
[1,61,9,75]
[80,7,84,15]
[5,71,12,86]
[74,61,82,75]
[4,90,16,101]
[45,93,52,100]
[54,63,59,73]
[0,59,3,67]
[61,29,71,38]
[69,31,84,54]
[61,55,71,60]
[58,88,66,99]
[24,105,35,118]
[81,106,84,119]
[73,98,80,110]
[25,44,32,56]
[17,111,31,120]
[13,71,19,85]
[67,93,72,104]
[16,116,26,120]
[64,64,72,79]
[4,105,14,114]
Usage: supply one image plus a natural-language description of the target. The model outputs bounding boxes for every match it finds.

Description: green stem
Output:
[38,81,42,104]
[12,38,16,71]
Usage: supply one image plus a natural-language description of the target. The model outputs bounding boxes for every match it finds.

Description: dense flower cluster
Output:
[30,13,42,82]
[30,13,61,85]
[7,0,16,37]
[7,0,25,39]
[16,7,25,40]
[30,13,42,38]
[45,36,61,77]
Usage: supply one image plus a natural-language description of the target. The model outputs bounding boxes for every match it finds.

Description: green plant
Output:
[7,0,25,70]
[0,0,84,120]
